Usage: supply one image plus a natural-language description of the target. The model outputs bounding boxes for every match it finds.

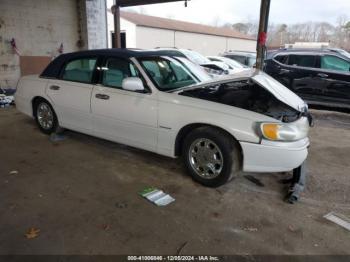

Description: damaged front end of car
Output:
[177,70,313,141]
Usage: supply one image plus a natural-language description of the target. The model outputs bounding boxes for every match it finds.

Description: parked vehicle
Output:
[207,56,249,73]
[222,51,257,67]
[15,49,311,187]
[264,48,350,109]
[155,48,229,76]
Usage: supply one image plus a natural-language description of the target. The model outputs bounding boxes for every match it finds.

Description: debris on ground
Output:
[0,88,15,107]
[99,224,111,231]
[0,96,14,108]
[25,228,40,239]
[243,227,258,232]
[324,212,350,231]
[176,241,188,255]
[288,225,296,232]
[243,175,265,187]
[9,170,18,175]
[139,187,175,206]
[115,202,128,209]
[49,133,67,142]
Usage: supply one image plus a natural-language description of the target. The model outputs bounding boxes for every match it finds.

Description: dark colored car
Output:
[264,48,350,109]
[222,51,256,67]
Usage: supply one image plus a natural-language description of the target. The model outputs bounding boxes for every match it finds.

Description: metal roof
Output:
[119,11,256,41]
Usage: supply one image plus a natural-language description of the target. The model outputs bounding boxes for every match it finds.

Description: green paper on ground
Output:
[139,187,175,206]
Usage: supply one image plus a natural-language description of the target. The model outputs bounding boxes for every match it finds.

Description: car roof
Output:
[41,48,186,78]
[267,48,350,60]
[223,51,256,57]
[59,48,186,58]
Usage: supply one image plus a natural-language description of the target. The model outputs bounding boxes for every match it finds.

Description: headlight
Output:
[259,118,309,141]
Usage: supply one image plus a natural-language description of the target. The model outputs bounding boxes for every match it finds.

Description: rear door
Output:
[318,55,350,105]
[46,57,98,133]
[91,56,158,152]
[265,54,290,86]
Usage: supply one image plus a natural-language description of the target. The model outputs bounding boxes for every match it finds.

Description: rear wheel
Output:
[182,126,239,187]
[34,99,58,134]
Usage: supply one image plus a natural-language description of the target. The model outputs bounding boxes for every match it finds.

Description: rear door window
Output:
[62,58,97,83]
[321,55,350,72]
[288,55,317,68]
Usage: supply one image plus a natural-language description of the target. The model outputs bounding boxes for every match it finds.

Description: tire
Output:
[182,126,240,187]
[33,99,58,135]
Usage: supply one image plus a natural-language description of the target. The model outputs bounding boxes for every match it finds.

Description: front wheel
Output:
[182,127,240,187]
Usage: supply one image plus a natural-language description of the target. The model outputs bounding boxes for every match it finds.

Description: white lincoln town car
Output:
[15,49,312,187]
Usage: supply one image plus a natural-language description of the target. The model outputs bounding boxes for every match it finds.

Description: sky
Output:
[107,0,350,26]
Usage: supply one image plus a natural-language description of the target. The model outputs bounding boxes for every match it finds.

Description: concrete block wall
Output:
[0,0,107,89]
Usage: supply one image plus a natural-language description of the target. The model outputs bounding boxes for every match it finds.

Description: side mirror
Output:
[122,77,145,92]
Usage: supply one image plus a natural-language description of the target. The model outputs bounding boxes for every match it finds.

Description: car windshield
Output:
[181,49,211,65]
[138,56,203,91]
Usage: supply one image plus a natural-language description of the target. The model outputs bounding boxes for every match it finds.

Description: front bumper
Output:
[240,137,309,173]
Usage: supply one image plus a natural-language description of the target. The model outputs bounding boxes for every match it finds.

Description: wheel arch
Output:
[31,96,51,117]
[174,123,243,168]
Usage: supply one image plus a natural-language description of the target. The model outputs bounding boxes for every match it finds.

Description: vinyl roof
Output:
[120,11,255,41]
[40,49,186,78]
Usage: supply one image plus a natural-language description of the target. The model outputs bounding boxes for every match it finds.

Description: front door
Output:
[286,54,322,99]
[318,55,350,105]
[91,57,158,152]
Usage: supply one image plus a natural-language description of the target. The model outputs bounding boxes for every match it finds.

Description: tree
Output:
[232,23,249,34]
[278,24,287,46]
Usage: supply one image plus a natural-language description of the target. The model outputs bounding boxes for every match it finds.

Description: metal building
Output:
[107,11,256,55]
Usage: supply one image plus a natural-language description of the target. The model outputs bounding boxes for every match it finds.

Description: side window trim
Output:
[277,53,319,70]
[58,56,99,84]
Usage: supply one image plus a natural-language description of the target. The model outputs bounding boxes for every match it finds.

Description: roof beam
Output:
[116,0,186,7]
[256,0,271,70]
[113,0,187,48]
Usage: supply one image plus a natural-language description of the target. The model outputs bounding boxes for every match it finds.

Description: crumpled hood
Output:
[176,69,307,112]
[251,72,307,112]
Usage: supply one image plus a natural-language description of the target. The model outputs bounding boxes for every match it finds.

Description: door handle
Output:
[95,94,110,100]
[317,73,328,78]
[49,85,60,90]
[280,69,290,74]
